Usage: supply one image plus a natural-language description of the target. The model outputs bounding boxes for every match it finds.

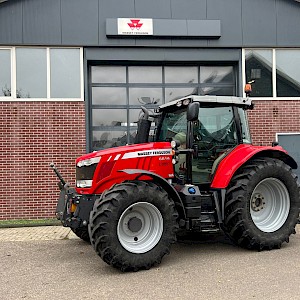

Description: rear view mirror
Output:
[187,102,199,122]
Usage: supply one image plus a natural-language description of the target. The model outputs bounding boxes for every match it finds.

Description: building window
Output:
[0,49,11,97]
[50,49,81,98]
[90,64,236,151]
[276,50,300,97]
[245,50,273,97]
[244,49,300,98]
[16,48,47,98]
[0,47,83,100]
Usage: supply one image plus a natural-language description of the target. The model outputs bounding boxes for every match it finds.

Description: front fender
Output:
[211,144,297,189]
[120,169,186,218]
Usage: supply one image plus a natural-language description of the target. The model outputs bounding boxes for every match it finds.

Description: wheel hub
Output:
[250,177,290,233]
[127,217,143,233]
[251,193,265,212]
[117,202,164,254]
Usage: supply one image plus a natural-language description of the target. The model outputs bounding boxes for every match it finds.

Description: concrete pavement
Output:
[1,225,300,300]
[0,225,79,242]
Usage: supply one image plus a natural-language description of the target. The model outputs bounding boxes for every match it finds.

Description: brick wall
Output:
[0,99,299,220]
[0,101,85,220]
[248,100,300,146]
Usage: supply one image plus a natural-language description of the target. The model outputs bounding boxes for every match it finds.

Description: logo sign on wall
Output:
[117,18,153,35]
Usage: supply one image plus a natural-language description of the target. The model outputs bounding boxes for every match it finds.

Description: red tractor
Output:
[51,94,300,271]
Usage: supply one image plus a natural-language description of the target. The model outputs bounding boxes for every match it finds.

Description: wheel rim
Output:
[117,202,163,254]
[250,178,290,232]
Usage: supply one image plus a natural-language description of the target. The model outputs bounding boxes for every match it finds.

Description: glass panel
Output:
[129,88,162,106]
[165,66,198,83]
[276,50,300,97]
[129,129,137,144]
[165,87,198,102]
[238,108,251,144]
[0,50,11,97]
[128,66,162,83]
[200,66,234,83]
[50,48,80,98]
[16,48,47,98]
[157,109,187,142]
[92,109,127,126]
[200,86,235,96]
[92,130,128,149]
[91,66,126,83]
[92,87,126,105]
[192,106,238,183]
[245,50,273,97]
[198,107,237,138]
[129,109,145,126]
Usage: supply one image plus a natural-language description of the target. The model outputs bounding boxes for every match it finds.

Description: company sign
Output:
[117,18,153,35]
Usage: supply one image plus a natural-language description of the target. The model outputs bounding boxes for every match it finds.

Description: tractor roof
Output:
[158,95,252,111]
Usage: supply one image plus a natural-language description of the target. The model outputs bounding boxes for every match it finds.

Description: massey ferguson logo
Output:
[118,18,153,35]
[127,19,143,31]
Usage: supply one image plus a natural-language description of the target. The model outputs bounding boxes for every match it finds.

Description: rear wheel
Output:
[89,181,178,271]
[224,158,300,250]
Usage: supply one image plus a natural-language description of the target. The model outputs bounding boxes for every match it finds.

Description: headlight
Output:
[77,156,101,167]
[76,180,93,188]
[176,100,182,107]
[183,99,190,105]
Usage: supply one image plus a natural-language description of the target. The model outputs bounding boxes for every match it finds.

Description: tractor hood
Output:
[75,142,174,194]
[76,142,172,167]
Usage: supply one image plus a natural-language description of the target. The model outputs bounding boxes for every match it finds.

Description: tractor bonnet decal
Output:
[122,149,172,159]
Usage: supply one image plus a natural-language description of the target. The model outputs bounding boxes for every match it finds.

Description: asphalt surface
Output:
[1,226,300,300]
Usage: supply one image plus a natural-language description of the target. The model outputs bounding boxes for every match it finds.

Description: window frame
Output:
[0,46,84,101]
[243,48,300,100]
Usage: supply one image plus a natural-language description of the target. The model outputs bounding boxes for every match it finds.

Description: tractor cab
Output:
[154,95,253,185]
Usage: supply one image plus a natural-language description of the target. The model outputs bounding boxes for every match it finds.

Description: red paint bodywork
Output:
[76,142,174,195]
[76,142,295,195]
[210,144,292,189]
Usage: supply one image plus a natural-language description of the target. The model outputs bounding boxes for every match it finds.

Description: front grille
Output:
[76,164,97,181]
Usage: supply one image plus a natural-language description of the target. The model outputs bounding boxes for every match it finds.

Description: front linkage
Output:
[50,163,95,233]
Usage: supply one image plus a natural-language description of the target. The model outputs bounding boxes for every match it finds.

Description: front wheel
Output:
[224,158,300,250]
[89,181,178,271]
[71,227,90,243]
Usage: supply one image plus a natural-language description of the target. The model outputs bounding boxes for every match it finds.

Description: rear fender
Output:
[211,144,297,189]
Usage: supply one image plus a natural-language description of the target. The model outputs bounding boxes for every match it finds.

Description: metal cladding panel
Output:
[61,0,99,45]
[170,0,207,19]
[23,0,61,44]
[0,0,300,47]
[154,19,187,36]
[276,0,300,46]
[186,20,221,37]
[84,47,241,62]
[0,0,22,44]
[241,0,277,46]
[207,0,242,47]
[98,0,135,46]
[135,0,172,18]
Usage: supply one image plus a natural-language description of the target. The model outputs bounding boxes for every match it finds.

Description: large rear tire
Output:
[224,158,300,250]
[89,181,178,271]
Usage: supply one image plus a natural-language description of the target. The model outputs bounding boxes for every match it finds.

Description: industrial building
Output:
[0,0,299,219]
